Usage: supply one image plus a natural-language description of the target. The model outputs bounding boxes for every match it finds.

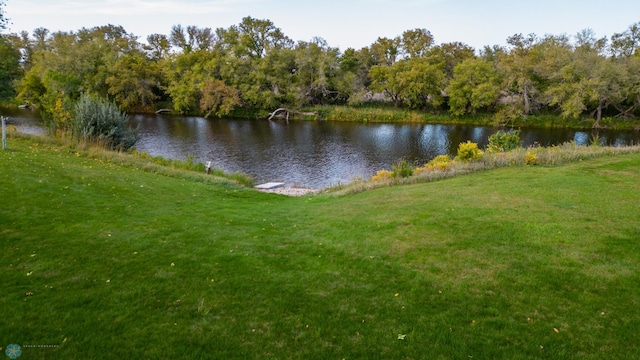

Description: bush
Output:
[371,169,393,182]
[525,151,537,165]
[427,154,453,171]
[73,93,140,150]
[392,159,414,178]
[487,129,521,153]
[456,141,484,162]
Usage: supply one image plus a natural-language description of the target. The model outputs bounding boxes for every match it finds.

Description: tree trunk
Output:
[523,84,531,115]
[268,108,318,122]
[594,97,605,128]
[268,108,290,121]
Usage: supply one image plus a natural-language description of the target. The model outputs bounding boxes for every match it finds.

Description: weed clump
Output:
[371,169,393,182]
[392,159,414,178]
[487,129,521,153]
[456,141,484,162]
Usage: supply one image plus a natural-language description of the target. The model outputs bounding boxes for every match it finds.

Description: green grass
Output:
[2,135,640,359]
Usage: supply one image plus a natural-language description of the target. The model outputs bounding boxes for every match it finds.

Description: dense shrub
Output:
[487,129,521,153]
[73,93,140,150]
[392,159,414,178]
[525,151,537,165]
[427,154,453,170]
[371,169,393,181]
[456,141,484,162]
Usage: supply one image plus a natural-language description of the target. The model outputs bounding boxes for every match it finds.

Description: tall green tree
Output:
[336,48,370,103]
[0,2,22,101]
[169,25,215,54]
[621,55,640,118]
[162,50,213,114]
[237,16,292,59]
[106,51,161,112]
[145,33,170,60]
[200,78,241,118]
[546,44,624,125]
[400,57,445,109]
[16,25,142,125]
[427,42,475,79]
[293,37,340,105]
[370,36,401,66]
[447,58,502,115]
[610,22,640,58]
[369,62,404,107]
[0,37,22,101]
[400,28,434,58]
[497,33,540,118]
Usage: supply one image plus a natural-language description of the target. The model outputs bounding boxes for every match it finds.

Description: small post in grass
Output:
[2,116,6,150]
[206,161,211,174]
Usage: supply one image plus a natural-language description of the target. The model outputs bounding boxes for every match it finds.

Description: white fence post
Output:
[2,116,6,150]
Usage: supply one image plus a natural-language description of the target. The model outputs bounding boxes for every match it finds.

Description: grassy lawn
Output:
[1,136,639,359]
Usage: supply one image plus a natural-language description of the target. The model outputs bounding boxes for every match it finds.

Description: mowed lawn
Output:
[1,137,639,359]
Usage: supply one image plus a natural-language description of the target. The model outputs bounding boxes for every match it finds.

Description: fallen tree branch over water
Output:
[267,108,318,122]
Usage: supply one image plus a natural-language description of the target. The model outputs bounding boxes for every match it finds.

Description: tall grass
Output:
[328,142,640,196]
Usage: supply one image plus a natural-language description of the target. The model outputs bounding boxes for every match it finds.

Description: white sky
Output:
[5,0,640,51]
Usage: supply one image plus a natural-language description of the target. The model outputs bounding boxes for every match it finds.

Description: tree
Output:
[546,45,625,125]
[292,38,340,105]
[16,26,141,118]
[237,16,292,59]
[400,28,434,58]
[106,51,161,112]
[370,37,401,66]
[575,28,607,55]
[447,58,502,115]
[336,48,370,103]
[400,57,445,109]
[0,1,22,101]
[497,33,540,117]
[428,42,475,79]
[163,50,212,114]
[200,79,241,117]
[169,25,190,53]
[369,63,403,107]
[621,55,640,119]
[169,25,216,54]
[0,37,21,100]
[145,33,170,60]
[610,22,640,58]
[0,0,8,33]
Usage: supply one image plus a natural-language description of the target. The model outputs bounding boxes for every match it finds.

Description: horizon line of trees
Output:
[1,15,639,128]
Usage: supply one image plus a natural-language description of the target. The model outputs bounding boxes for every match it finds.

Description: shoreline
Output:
[256,187,320,196]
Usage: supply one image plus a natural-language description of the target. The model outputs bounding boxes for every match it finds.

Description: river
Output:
[6,108,640,189]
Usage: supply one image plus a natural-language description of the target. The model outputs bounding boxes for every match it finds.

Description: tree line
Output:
[1,16,639,128]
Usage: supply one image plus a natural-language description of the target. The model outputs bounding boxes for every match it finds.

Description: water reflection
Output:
[130,115,640,189]
[5,108,640,189]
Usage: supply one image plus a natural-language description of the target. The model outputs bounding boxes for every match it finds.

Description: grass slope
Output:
[1,137,640,359]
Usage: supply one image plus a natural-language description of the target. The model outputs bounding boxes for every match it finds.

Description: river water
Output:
[6,108,640,189]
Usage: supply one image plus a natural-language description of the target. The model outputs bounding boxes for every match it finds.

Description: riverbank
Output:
[2,135,640,358]
[310,105,640,130]
[256,186,320,196]
[5,103,640,131]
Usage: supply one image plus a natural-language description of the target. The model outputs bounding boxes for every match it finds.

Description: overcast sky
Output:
[5,0,640,51]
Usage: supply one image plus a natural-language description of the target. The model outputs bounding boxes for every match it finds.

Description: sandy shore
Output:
[256,187,320,196]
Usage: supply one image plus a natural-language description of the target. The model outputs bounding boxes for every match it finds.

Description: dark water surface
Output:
[129,114,640,189]
[6,109,640,189]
